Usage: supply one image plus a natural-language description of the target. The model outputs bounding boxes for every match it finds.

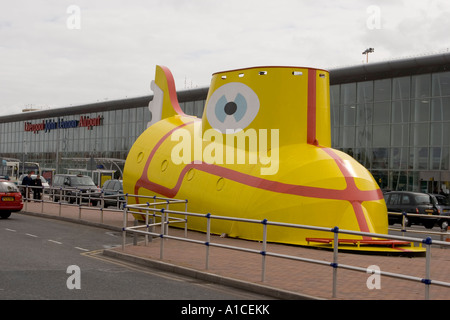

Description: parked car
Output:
[432,194,450,229]
[102,179,124,208]
[0,180,23,219]
[384,191,448,229]
[52,174,101,206]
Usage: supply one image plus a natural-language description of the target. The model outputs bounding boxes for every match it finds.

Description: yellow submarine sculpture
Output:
[123,65,422,253]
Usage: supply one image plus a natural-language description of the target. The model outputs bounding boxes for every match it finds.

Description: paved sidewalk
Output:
[21,200,450,300]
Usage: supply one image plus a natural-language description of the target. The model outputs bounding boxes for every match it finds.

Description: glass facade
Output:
[331,70,450,193]
[0,98,206,175]
[2,56,450,193]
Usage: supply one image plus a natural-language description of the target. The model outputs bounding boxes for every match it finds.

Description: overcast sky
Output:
[1,0,449,116]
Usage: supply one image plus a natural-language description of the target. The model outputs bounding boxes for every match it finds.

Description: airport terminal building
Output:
[1,52,450,192]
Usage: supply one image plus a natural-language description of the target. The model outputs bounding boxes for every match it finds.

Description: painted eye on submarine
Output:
[206,82,260,134]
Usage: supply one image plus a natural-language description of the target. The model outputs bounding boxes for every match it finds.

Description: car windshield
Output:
[415,194,432,205]
[0,181,19,193]
[71,176,95,186]
[436,196,450,205]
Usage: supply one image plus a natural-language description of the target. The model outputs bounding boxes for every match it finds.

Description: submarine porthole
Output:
[216,177,225,191]
[186,168,195,181]
[137,152,144,164]
[161,160,168,172]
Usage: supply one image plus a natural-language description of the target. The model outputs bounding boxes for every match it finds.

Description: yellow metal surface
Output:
[124,65,421,254]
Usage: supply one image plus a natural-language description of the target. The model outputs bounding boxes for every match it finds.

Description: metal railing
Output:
[387,211,450,243]
[122,196,450,300]
[19,187,450,299]
[19,185,126,223]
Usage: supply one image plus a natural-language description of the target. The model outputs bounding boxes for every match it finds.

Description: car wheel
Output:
[0,212,11,219]
[424,221,435,229]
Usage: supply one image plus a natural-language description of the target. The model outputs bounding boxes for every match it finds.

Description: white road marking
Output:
[74,247,89,251]
[48,239,62,245]
[5,228,16,232]
[25,233,38,238]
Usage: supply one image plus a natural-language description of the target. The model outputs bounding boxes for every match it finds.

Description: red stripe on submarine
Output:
[123,65,422,253]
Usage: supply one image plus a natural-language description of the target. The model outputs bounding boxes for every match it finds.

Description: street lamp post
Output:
[362,48,374,63]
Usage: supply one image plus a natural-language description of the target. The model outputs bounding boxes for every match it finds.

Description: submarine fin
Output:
[148,65,185,128]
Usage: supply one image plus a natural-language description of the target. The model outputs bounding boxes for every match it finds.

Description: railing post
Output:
[332,226,339,298]
[160,208,165,259]
[145,202,150,246]
[261,219,268,282]
[78,189,82,220]
[423,237,432,300]
[205,213,211,270]
[100,190,104,209]
[58,188,62,217]
[184,200,188,238]
[122,204,128,251]
[401,211,407,236]
[40,187,44,213]
[24,186,28,211]
[165,201,170,235]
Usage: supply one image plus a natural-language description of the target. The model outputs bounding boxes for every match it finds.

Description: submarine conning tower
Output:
[201,66,331,148]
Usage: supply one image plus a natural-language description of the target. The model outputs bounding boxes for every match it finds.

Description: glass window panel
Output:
[372,125,390,147]
[331,127,339,148]
[357,81,373,103]
[432,71,450,97]
[342,126,355,148]
[373,101,390,124]
[372,148,389,169]
[391,100,410,123]
[129,108,136,123]
[356,126,370,147]
[410,123,429,146]
[194,100,205,118]
[356,103,373,125]
[374,79,391,101]
[444,123,450,146]
[122,109,129,124]
[430,147,442,170]
[389,170,408,191]
[136,121,144,136]
[441,146,449,170]
[412,99,430,122]
[108,125,115,144]
[412,74,431,99]
[391,124,409,146]
[330,85,340,108]
[393,76,411,100]
[341,105,356,126]
[340,83,356,105]
[430,122,442,146]
[113,110,121,129]
[331,100,340,128]
[353,148,369,167]
[410,147,429,170]
[103,111,110,124]
[390,148,408,170]
[431,97,450,121]
[184,101,194,115]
